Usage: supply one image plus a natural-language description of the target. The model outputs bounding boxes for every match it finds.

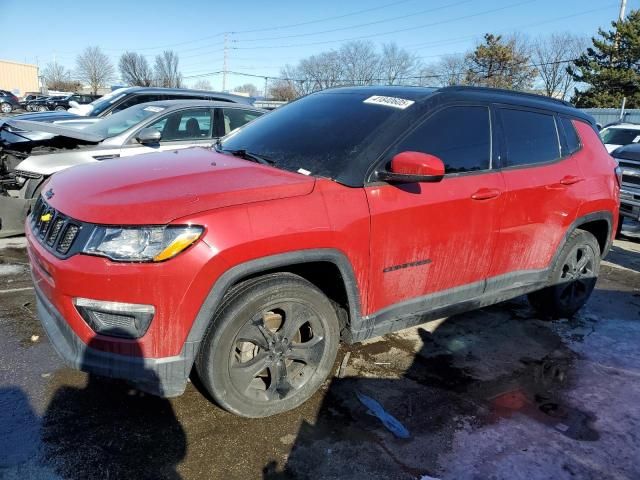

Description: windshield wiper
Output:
[221,148,275,165]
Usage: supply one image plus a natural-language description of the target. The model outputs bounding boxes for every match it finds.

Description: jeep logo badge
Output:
[45,188,55,200]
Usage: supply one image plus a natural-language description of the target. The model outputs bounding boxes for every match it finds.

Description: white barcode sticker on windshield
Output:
[143,106,165,112]
[363,95,415,110]
[633,135,640,143]
[297,168,311,175]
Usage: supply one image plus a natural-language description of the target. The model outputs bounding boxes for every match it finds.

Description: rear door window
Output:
[147,109,213,141]
[389,105,492,174]
[499,109,560,167]
[221,108,264,135]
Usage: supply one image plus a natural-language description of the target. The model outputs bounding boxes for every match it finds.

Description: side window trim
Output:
[365,102,494,184]
[558,115,583,156]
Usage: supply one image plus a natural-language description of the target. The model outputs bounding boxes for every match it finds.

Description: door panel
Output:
[365,104,502,314]
[366,173,505,313]
[489,108,582,278]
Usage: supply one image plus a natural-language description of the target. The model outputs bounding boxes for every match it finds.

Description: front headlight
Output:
[83,225,203,262]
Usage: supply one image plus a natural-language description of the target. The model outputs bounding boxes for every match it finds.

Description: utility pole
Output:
[222,32,228,92]
[619,0,627,21]
[618,0,627,117]
[264,77,268,99]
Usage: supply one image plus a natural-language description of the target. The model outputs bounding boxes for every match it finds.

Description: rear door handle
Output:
[559,175,584,186]
[471,188,501,200]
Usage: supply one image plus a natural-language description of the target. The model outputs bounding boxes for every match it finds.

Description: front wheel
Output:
[37,105,47,112]
[0,102,12,113]
[54,105,66,111]
[528,230,600,318]
[196,273,340,417]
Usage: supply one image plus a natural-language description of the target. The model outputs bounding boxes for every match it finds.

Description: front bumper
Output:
[33,279,195,397]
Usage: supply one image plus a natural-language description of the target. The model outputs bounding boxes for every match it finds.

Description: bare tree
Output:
[339,41,380,85]
[119,52,153,87]
[298,51,345,91]
[76,46,115,94]
[420,54,469,87]
[192,79,213,91]
[379,43,422,85]
[533,33,587,100]
[234,83,259,96]
[269,80,298,101]
[154,51,182,88]
[42,61,79,91]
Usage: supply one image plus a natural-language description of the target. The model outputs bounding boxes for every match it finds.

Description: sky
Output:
[0,0,636,93]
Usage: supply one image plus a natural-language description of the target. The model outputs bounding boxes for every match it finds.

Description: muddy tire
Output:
[528,230,600,319]
[195,273,340,417]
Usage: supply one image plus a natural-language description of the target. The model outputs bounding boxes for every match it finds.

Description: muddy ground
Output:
[1,222,639,480]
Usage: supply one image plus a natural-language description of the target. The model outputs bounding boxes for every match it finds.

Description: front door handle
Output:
[559,175,584,186]
[471,188,501,200]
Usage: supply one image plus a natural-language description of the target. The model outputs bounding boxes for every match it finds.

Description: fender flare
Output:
[550,211,613,270]
[184,248,363,347]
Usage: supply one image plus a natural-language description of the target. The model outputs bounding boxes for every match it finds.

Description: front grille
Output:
[30,197,82,257]
[622,174,640,187]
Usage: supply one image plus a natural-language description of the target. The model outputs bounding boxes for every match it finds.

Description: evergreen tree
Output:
[570,10,640,108]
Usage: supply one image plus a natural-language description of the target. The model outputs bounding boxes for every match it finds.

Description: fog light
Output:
[74,298,155,339]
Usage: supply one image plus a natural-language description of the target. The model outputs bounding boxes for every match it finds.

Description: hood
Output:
[44,148,316,224]
[5,119,104,142]
[605,143,621,153]
[68,103,94,116]
[5,111,79,123]
[612,143,640,161]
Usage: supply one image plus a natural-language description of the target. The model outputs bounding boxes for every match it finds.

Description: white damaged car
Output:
[0,100,265,236]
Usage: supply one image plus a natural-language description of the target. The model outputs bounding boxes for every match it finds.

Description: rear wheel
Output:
[54,105,66,111]
[196,273,340,417]
[528,230,600,318]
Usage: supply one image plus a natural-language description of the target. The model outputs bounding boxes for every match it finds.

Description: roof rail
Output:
[440,85,573,108]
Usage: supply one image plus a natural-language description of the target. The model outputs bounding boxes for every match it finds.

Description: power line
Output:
[232,0,471,43]
[231,0,537,50]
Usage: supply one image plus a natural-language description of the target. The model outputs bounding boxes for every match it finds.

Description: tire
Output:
[0,102,12,113]
[615,215,624,239]
[54,106,66,111]
[196,272,340,417]
[528,229,601,318]
[37,105,47,112]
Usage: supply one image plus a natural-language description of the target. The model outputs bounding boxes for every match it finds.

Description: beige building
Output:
[0,59,40,96]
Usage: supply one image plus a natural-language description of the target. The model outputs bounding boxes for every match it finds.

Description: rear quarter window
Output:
[560,117,581,155]
[499,109,560,167]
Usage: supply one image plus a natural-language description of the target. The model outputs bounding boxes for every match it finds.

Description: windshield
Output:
[219,91,408,183]
[600,127,640,146]
[88,88,129,115]
[84,103,166,139]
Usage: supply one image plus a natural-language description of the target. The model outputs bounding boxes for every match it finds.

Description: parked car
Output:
[599,123,640,152]
[29,96,66,113]
[20,94,48,111]
[26,86,619,417]
[0,100,265,236]
[611,143,640,235]
[0,90,21,113]
[45,93,101,111]
[10,87,255,124]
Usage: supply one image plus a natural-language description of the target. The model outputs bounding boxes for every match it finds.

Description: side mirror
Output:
[377,151,445,183]
[136,127,162,145]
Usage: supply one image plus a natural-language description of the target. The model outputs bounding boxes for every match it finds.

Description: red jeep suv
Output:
[27,86,620,417]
